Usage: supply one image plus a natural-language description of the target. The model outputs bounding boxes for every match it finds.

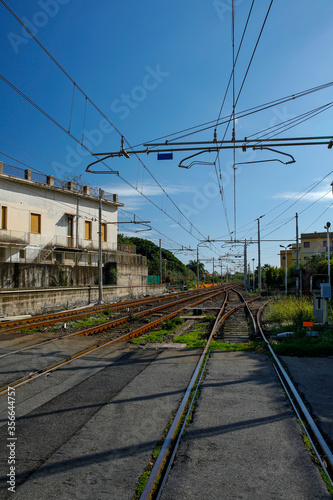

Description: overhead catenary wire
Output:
[235,0,275,108]
[0,1,213,248]
[0,73,209,245]
[302,201,333,233]
[0,160,188,251]
[2,2,332,264]
[216,170,333,243]
[141,81,333,146]
[0,136,57,170]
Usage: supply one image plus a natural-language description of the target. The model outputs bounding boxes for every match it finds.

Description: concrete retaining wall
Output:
[0,284,166,317]
[0,257,148,289]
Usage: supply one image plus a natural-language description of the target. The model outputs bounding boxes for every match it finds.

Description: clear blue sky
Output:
[1,0,333,274]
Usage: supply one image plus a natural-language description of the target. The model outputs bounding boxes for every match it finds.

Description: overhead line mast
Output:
[232,0,237,242]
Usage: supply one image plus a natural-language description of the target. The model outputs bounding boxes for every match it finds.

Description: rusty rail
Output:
[0,288,225,396]
[0,288,201,334]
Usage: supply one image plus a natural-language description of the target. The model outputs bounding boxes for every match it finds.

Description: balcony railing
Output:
[51,235,117,252]
[0,230,29,245]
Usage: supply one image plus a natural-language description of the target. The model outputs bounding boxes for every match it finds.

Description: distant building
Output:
[279,231,331,269]
[300,232,331,261]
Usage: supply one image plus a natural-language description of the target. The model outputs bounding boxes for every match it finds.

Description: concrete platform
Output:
[281,356,333,449]
[0,347,201,499]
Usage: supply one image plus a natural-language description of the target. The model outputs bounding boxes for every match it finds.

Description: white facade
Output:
[0,163,123,266]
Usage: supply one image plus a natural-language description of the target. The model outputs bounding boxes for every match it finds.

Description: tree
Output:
[186,260,205,281]
[117,234,189,278]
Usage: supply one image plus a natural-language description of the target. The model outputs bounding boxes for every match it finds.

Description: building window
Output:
[19,249,25,259]
[303,241,310,248]
[31,213,41,233]
[67,215,74,247]
[101,223,107,242]
[85,221,92,240]
[0,247,5,260]
[1,206,7,229]
[55,252,63,263]
[323,240,327,247]
[282,256,286,260]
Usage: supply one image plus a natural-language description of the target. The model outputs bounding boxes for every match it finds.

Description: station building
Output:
[0,161,148,289]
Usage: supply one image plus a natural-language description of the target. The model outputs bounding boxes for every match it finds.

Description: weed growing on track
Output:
[130,318,184,344]
[131,330,169,344]
[173,328,254,351]
[301,433,333,495]
[135,470,151,497]
[131,315,254,351]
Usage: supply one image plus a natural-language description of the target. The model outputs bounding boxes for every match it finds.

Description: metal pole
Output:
[220,259,222,284]
[212,257,215,285]
[324,222,331,285]
[285,247,288,295]
[244,239,247,290]
[197,245,199,289]
[159,239,162,284]
[76,198,79,248]
[328,225,330,285]
[98,188,103,304]
[252,258,255,290]
[257,218,262,296]
[296,212,299,295]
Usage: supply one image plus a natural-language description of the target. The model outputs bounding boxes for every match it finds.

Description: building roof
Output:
[301,232,327,239]
[0,162,124,208]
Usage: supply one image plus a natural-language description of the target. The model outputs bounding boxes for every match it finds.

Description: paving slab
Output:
[281,356,333,448]
[161,351,331,500]
[0,348,201,500]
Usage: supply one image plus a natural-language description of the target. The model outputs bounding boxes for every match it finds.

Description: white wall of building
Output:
[0,173,122,264]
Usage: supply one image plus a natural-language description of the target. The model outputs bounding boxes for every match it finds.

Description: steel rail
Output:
[216,293,260,334]
[140,292,229,499]
[72,288,224,337]
[0,289,225,397]
[0,289,224,360]
[232,289,258,334]
[0,289,198,332]
[257,304,333,484]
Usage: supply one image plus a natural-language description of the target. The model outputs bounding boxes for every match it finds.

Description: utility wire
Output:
[235,0,275,107]
[0,73,208,243]
[0,1,210,246]
[0,136,56,170]
[141,81,333,145]
[302,201,333,233]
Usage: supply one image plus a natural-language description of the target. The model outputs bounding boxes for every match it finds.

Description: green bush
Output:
[265,296,314,328]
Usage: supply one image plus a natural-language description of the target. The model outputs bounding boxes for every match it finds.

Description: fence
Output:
[148,275,160,284]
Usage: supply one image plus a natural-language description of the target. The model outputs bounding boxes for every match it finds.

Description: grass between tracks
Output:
[18,309,116,335]
[263,296,333,356]
[131,316,255,351]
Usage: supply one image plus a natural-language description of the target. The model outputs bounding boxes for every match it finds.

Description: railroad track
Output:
[0,287,226,395]
[138,294,333,498]
[0,288,202,334]
[257,303,333,487]
[1,288,331,498]
[214,289,259,343]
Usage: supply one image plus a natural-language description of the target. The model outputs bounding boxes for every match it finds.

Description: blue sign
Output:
[157,152,173,160]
